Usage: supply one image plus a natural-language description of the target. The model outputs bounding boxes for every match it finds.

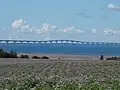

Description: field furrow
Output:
[0,60,120,89]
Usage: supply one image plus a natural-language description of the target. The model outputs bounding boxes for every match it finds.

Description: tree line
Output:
[0,48,49,59]
[0,48,17,58]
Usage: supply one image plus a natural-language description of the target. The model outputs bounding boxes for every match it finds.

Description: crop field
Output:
[0,59,120,90]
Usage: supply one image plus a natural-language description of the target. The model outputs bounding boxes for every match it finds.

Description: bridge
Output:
[0,39,119,45]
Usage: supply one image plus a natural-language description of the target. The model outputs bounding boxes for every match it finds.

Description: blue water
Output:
[0,43,120,56]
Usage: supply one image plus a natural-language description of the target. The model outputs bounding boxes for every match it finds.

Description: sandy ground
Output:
[0,53,113,65]
[17,53,110,60]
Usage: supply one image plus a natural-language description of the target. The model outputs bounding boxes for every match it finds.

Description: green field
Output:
[0,59,120,90]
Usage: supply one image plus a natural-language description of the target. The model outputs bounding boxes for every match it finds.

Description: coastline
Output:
[17,53,110,60]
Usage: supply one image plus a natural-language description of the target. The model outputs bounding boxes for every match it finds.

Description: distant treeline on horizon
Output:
[0,48,49,59]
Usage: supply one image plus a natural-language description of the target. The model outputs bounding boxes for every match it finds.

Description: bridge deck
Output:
[0,40,119,45]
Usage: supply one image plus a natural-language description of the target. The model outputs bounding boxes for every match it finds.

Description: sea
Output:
[0,43,120,56]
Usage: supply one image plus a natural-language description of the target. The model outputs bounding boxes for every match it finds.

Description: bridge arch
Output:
[0,39,119,45]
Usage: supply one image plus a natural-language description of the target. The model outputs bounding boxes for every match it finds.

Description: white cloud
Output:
[12,19,85,37]
[75,29,84,33]
[60,25,75,33]
[1,18,120,42]
[108,4,120,11]
[12,19,32,34]
[40,23,50,31]
[12,19,25,29]
[21,24,30,29]
[104,28,116,35]
[52,25,57,29]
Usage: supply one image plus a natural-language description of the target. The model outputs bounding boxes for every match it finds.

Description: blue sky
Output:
[0,0,120,42]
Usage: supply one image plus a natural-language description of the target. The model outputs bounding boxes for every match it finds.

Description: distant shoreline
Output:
[17,52,113,56]
[17,53,111,60]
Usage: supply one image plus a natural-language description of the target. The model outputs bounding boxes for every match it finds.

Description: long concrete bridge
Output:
[0,40,119,45]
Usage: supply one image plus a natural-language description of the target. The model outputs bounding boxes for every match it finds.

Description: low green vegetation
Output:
[0,61,120,90]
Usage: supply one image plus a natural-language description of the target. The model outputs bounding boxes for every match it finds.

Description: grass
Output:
[0,60,120,90]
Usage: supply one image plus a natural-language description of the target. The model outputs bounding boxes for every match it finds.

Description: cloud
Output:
[61,25,75,33]
[108,4,120,11]
[12,19,32,33]
[76,12,92,18]
[2,18,120,42]
[11,19,86,40]
[104,28,117,36]
[75,29,84,33]
[12,19,26,29]
[21,24,30,29]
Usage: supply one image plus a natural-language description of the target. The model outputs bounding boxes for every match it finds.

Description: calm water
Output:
[0,43,120,56]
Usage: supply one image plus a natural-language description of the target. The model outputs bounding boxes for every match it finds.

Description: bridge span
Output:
[0,40,119,45]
